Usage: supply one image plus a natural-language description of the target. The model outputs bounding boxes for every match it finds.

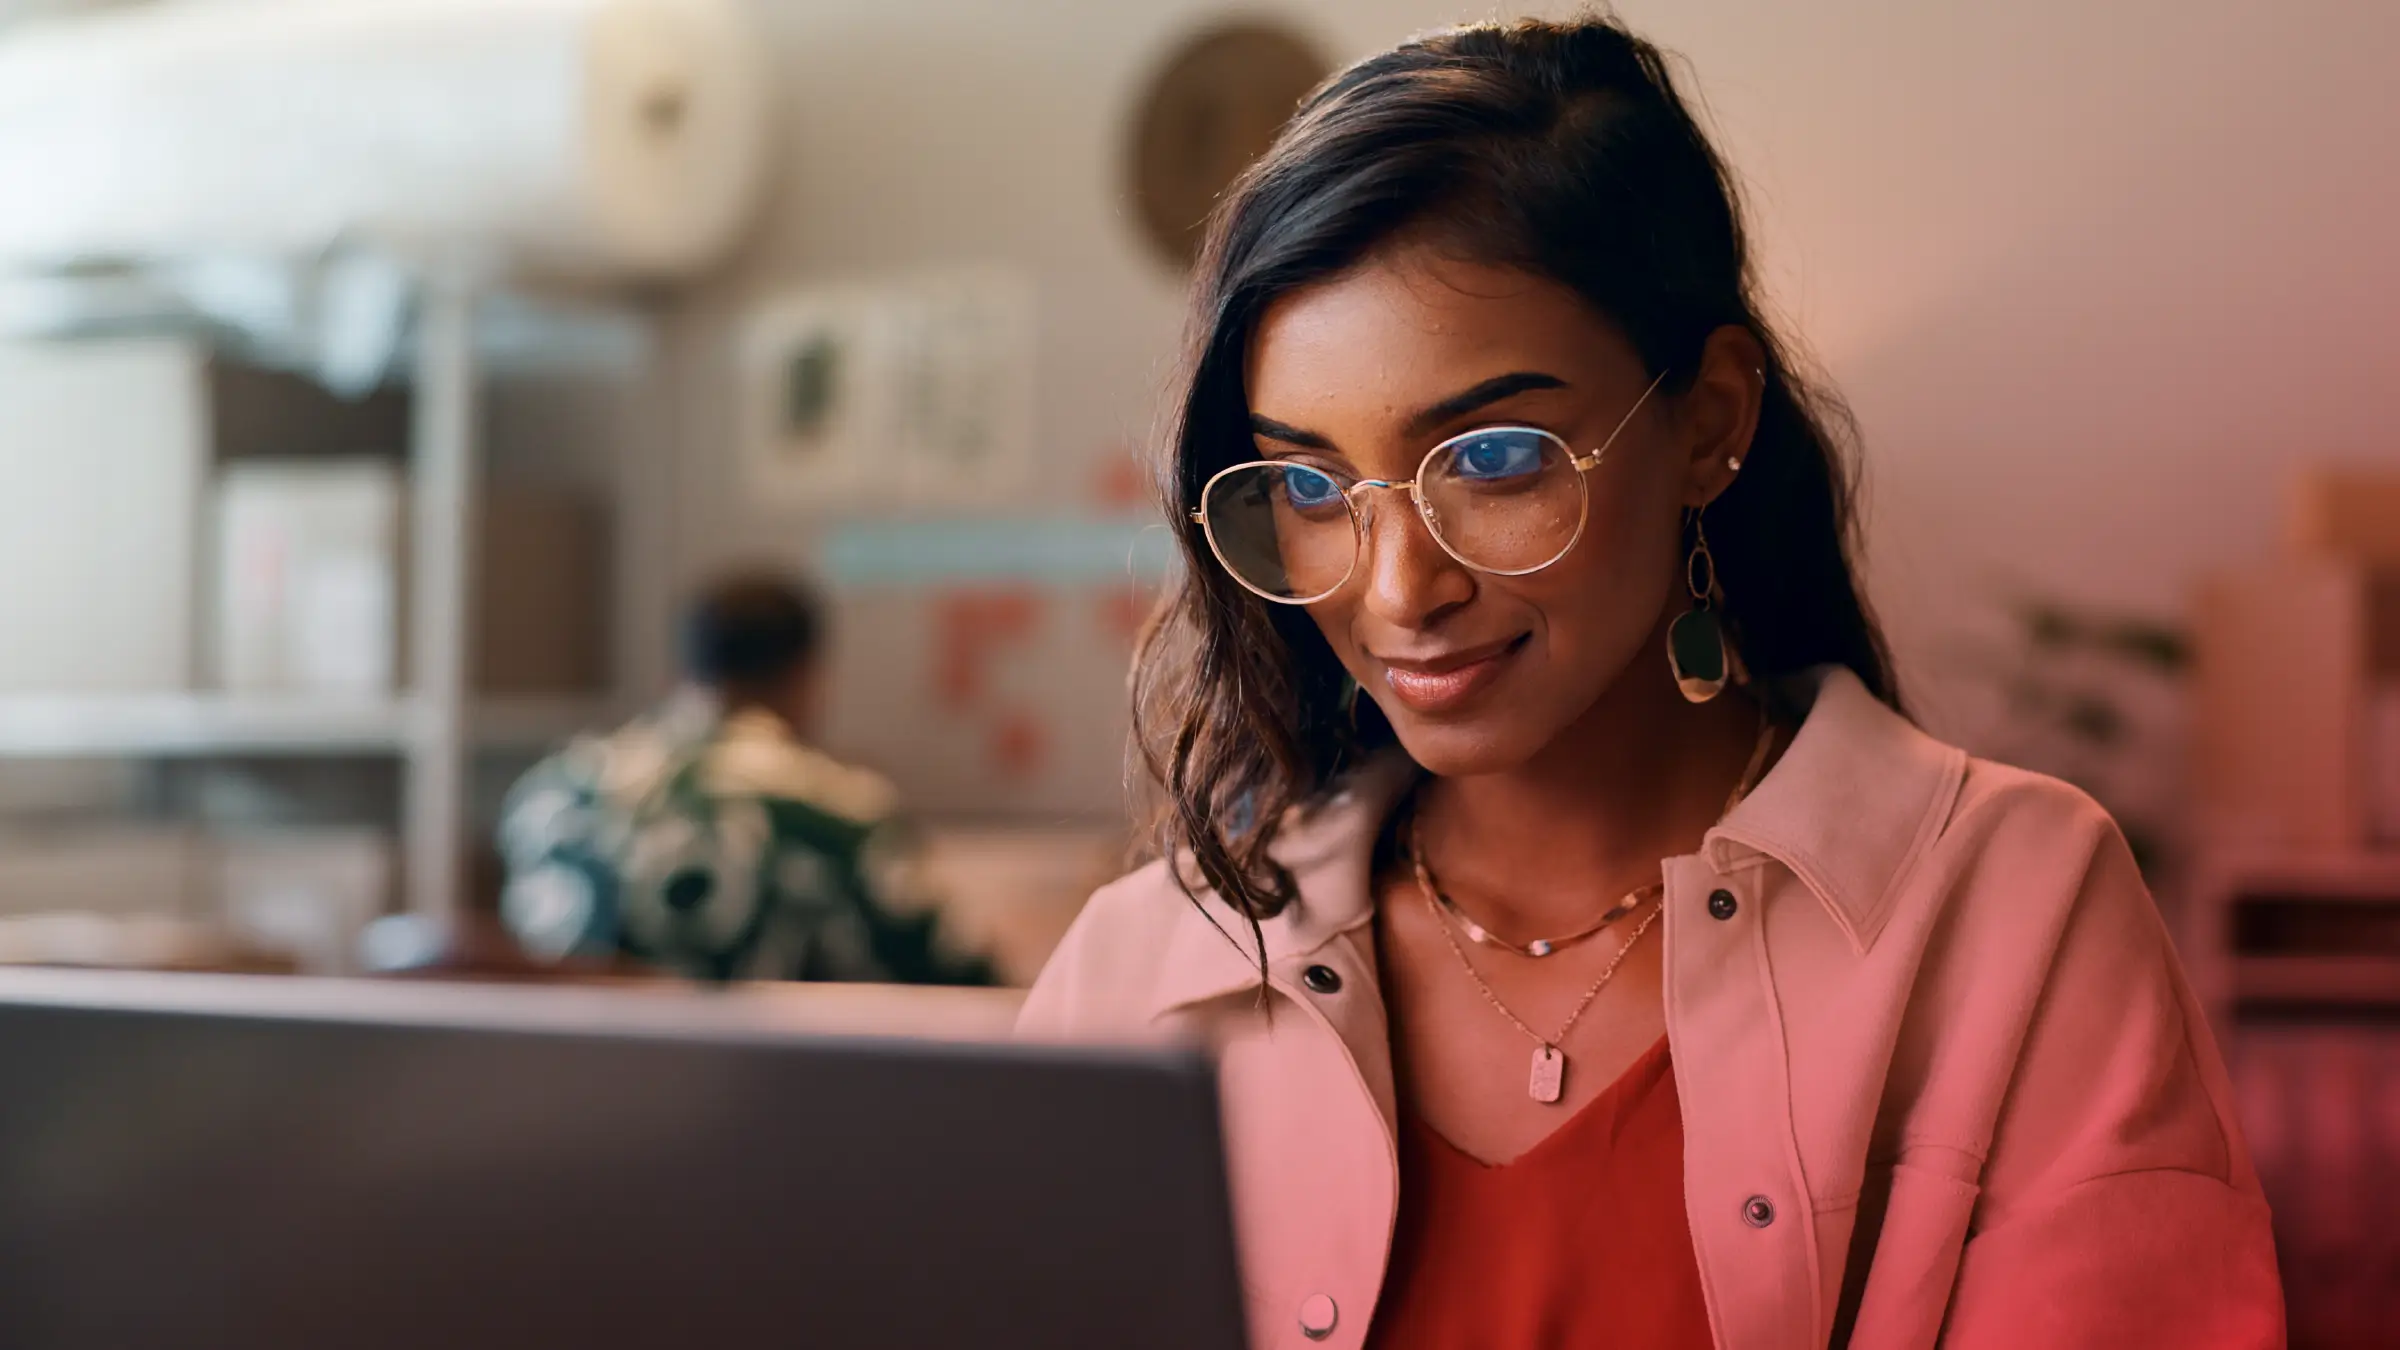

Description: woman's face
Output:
[1242,243,1749,776]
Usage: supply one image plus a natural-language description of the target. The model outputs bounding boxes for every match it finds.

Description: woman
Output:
[1021,16,2281,1350]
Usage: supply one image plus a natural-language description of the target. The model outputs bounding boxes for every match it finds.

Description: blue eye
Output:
[1281,465,1344,508]
[1448,431,1547,482]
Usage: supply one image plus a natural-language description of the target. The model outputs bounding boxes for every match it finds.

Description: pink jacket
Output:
[1018,668,2284,1349]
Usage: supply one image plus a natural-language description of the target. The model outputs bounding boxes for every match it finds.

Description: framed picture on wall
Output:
[735,284,882,508]
[735,267,1036,512]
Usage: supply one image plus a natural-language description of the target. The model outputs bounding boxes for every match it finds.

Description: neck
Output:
[1409,622,1767,936]
[708,678,811,738]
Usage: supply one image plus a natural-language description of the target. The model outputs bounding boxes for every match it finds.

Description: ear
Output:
[1678,324,1767,509]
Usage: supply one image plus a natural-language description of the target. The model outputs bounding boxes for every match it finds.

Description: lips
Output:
[1375,634,1528,715]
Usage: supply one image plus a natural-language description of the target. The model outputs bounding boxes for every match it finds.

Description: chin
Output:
[1378,713,1555,779]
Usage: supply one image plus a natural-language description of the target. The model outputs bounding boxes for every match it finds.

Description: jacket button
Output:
[1299,1293,1339,1340]
[1743,1195,1776,1228]
[1707,889,1739,921]
[1301,964,1342,995]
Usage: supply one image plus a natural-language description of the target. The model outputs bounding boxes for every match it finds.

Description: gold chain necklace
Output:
[1416,860,1661,1103]
[1408,714,1778,1103]
[1409,714,1774,960]
[1411,826,1655,958]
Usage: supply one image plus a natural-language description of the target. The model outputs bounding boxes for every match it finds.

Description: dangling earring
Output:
[1667,509,1732,703]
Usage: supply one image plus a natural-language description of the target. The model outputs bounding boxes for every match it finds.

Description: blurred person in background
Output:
[1020,15,2282,1350]
[497,571,995,987]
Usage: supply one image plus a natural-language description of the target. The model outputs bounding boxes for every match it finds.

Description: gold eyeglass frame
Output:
[1190,368,1670,606]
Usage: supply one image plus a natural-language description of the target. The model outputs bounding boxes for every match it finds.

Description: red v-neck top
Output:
[1364,1035,1716,1349]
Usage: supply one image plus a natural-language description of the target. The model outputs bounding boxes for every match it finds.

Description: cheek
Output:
[1518,499,1682,667]
[1300,599,1371,679]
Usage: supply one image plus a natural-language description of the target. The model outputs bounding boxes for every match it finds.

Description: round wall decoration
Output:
[1127,20,1330,270]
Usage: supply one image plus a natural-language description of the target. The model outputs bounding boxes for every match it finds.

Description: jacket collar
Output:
[1142,752,1415,1016]
[1143,666,1966,1018]
[1706,666,1967,954]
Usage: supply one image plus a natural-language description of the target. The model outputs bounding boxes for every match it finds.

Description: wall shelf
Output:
[2185,849,2400,1026]
[0,270,650,387]
[469,698,617,754]
[0,695,413,758]
[0,694,609,759]
[0,267,666,921]
[2234,955,2400,1008]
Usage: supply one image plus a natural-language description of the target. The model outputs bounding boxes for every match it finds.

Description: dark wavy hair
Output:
[1132,15,1900,933]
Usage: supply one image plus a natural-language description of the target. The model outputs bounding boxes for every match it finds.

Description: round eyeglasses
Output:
[1191,370,1668,604]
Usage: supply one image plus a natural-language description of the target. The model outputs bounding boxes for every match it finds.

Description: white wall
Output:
[653,0,2400,810]
[1606,0,2400,737]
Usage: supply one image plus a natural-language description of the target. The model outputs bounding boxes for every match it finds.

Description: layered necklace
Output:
[1407,716,1776,1104]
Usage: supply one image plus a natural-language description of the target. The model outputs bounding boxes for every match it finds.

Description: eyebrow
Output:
[1247,414,1334,451]
[1247,370,1571,451]
[1406,371,1570,436]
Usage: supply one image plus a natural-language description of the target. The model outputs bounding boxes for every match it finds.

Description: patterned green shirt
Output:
[497,693,995,986]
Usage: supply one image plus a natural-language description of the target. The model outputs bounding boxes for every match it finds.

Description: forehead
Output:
[1244,245,1630,426]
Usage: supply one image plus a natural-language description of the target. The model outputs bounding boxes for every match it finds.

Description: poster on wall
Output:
[736,267,1036,511]
[815,518,1176,817]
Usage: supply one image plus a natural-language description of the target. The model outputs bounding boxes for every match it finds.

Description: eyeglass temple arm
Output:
[1572,367,1673,473]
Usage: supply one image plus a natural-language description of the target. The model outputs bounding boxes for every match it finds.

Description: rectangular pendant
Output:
[1529,1044,1565,1103]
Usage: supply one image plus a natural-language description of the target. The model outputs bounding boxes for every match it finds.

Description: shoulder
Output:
[1017,753,1414,1041]
[1015,858,1219,1040]
[1744,664,2162,972]
[1801,664,2135,912]
[1933,756,2128,889]
[497,724,655,867]
[702,716,901,827]
[1932,756,2140,918]
[1719,667,2145,956]
[1905,755,2178,1029]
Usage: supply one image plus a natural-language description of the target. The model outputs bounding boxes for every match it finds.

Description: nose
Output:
[1355,485,1473,626]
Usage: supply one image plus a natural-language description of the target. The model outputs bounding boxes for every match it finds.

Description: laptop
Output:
[0,970,1248,1350]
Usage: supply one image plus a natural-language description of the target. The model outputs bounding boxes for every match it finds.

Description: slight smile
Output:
[1374,634,1531,714]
